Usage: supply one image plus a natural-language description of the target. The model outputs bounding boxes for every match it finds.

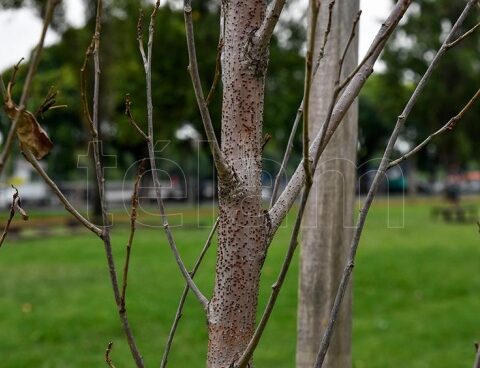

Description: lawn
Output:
[0,198,479,367]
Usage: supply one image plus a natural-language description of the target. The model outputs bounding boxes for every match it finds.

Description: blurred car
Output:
[0,160,51,208]
[0,182,50,208]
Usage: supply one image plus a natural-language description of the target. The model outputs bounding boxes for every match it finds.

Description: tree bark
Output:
[207,1,269,367]
[297,1,358,367]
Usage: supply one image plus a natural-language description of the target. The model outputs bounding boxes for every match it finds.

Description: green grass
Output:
[0,198,479,367]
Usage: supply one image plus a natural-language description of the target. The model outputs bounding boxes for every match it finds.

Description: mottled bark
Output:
[297,1,358,367]
[207,0,269,367]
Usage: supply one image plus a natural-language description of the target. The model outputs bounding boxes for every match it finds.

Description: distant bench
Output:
[431,204,478,223]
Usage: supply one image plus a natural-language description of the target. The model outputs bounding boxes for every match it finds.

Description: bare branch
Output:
[87,1,145,366]
[388,87,480,169]
[160,217,219,368]
[120,160,145,312]
[205,38,223,106]
[137,9,147,67]
[0,186,28,249]
[313,2,478,366]
[338,10,390,92]
[312,0,336,74]
[303,1,320,187]
[124,94,148,140]
[314,8,361,157]
[4,58,24,102]
[22,149,103,237]
[80,37,96,136]
[105,341,116,368]
[338,10,362,82]
[252,0,287,54]
[304,0,336,186]
[269,101,302,208]
[141,1,209,309]
[446,21,480,50]
[183,0,232,181]
[269,0,412,236]
[0,0,59,175]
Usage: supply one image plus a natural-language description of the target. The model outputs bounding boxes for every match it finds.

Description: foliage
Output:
[363,0,480,172]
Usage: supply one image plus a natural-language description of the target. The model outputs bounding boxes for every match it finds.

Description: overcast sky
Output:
[0,0,391,72]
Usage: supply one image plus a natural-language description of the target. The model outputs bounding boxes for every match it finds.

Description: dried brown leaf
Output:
[4,83,53,160]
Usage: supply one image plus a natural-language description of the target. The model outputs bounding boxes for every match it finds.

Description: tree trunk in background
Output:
[297,1,358,367]
[207,1,268,367]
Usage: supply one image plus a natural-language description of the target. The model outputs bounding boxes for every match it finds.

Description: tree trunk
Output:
[207,1,268,367]
[297,1,358,367]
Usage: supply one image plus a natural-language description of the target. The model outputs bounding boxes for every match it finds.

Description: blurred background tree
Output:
[0,0,305,181]
[361,0,480,180]
[3,0,479,186]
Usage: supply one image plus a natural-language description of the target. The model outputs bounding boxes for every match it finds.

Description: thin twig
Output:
[337,8,390,92]
[338,10,362,82]
[120,160,146,312]
[105,341,116,368]
[315,8,361,156]
[302,0,321,187]
[80,37,97,136]
[305,0,336,186]
[0,0,59,175]
[388,87,480,169]
[125,94,148,140]
[269,101,302,208]
[137,9,147,67]
[0,186,28,249]
[183,0,232,181]
[313,2,477,366]
[312,0,336,75]
[446,21,480,50]
[88,1,144,366]
[160,217,219,368]
[22,149,103,237]
[205,38,223,106]
[141,1,209,309]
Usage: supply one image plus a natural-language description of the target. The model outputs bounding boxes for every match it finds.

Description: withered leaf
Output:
[4,83,53,160]
[11,186,29,221]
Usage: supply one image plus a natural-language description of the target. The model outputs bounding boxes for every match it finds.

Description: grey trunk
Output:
[207,0,268,366]
[296,1,359,367]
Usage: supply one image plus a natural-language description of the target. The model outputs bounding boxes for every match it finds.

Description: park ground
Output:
[0,197,479,367]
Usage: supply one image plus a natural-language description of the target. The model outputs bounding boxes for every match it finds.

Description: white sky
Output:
[0,0,391,72]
